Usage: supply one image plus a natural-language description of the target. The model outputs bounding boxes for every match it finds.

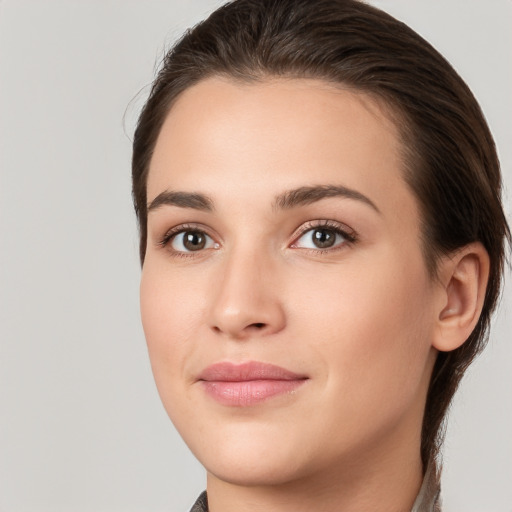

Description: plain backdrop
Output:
[0,1,511,511]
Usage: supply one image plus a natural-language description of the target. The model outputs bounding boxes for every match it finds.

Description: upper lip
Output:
[198,361,308,382]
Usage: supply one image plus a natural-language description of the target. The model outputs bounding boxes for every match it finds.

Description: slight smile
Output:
[198,361,309,407]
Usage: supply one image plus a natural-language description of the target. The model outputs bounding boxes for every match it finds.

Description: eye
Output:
[169,230,216,252]
[292,224,353,250]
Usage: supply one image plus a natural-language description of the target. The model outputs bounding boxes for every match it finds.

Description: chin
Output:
[204,449,308,487]
[181,420,314,486]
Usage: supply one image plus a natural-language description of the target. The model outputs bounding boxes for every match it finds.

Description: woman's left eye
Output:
[292,226,350,250]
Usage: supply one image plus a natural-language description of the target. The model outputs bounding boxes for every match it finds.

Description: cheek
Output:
[139,264,204,397]
[289,253,434,406]
[140,259,206,337]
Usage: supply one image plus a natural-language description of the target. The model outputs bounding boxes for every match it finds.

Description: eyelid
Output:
[290,220,357,249]
[155,219,356,255]
[158,223,220,250]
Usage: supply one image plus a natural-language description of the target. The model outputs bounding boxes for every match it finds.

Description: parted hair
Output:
[132,0,509,475]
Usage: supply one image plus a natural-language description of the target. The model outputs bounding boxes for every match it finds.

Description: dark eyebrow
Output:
[147,191,214,212]
[147,185,379,214]
[273,185,381,214]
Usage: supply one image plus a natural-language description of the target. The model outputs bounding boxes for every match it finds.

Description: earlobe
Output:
[433,243,490,352]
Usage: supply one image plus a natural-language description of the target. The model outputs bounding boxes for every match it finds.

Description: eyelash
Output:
[158,220,357,257]
[291,220,357,253]
[158,223,216,257]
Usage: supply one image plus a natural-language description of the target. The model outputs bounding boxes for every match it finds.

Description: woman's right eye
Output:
[168,230,216,253]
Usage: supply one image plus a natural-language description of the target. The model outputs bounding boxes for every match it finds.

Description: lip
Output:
[198,361,308,406]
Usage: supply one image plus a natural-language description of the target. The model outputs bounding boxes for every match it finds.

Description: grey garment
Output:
[411,462,442,512]
[189,466,441,512]
[190,491,208,512]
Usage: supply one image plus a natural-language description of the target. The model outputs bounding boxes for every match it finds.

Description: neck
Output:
[205,424,424,512]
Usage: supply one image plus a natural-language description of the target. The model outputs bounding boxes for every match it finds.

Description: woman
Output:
[132,0,509,510]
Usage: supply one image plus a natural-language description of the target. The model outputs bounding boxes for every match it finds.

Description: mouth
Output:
[197,361,309,407]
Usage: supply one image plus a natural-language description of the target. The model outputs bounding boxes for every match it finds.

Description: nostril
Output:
[252,323,266,329]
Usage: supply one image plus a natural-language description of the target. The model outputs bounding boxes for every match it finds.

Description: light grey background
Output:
[0,1,510,511]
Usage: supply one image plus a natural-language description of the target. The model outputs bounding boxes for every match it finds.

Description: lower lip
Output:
[201,379,307,406]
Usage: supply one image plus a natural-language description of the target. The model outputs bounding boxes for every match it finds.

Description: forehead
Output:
[147,77,418,226]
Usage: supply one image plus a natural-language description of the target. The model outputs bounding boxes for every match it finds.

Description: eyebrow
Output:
[147,184,380,215]
[273,185,381,214]
[147,191,214,212]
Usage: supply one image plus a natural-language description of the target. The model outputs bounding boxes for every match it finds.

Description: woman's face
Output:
[141,77,440,486]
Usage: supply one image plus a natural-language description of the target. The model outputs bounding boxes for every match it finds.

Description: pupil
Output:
[313,228,335,248]
[184,231,206,251]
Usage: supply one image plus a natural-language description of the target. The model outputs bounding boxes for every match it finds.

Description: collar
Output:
[189,466,441,512]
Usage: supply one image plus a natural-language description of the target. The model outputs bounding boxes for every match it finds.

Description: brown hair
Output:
[132,0,509,474]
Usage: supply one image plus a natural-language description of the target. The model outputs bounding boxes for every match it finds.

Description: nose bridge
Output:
[209,242,285,338]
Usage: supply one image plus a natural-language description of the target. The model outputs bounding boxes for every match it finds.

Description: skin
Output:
[140,77,488,512]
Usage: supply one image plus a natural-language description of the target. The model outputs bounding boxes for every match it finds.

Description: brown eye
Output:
[170,230,214,252]
[293,225,349,250]
[312,228,336,248]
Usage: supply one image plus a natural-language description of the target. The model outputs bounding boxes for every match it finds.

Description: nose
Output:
[208,248,286,340]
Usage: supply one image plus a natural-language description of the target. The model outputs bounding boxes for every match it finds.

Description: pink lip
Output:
[198,361,308,406]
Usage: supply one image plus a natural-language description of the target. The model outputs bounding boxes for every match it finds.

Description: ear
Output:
[432,242,490,352]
